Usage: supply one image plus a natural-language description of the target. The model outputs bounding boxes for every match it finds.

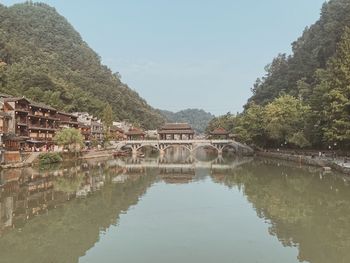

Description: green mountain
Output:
[248,0,350,107]
[209,0,350,149]
[0,2,165,129]
[158,109,214,133]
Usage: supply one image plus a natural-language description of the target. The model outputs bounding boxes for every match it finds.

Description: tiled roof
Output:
[110,126,124,133]
[210,127,229,135]
[57,111,78,117]
[29,101,57,111]
[125,128,145,135]
[4,97,30,103]
[158,129,194,134]
[159,123,193,131]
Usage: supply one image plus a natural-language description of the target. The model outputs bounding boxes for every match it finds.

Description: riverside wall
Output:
[257,151,350,175]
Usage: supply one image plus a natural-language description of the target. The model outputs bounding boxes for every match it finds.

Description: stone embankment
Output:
[79,150,112,159]
[0,150,114,169]
[257,151,350,175]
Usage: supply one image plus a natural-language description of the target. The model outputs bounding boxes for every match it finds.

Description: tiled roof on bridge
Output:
[160,123,193,130]
[158,123,194,134]
[210,127,229,135]
[158,129,194,134]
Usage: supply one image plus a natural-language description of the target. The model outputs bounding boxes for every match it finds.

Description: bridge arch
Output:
[162,144,192,153]
[221,143,239,153]
[192,144,220,154]
[136,144,160,152]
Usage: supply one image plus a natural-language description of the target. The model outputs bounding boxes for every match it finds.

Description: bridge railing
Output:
[118,139,235,144]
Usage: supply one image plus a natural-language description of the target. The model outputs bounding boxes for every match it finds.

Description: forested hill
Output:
[158,109,214,133]
[208,0,350,149]
[0,2,164,129]
[248,0,350,107]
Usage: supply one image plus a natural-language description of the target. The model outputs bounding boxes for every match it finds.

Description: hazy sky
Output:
[3,0,326,115]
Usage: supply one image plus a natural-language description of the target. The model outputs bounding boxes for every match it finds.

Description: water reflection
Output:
[212,158,350,263]
[0,154,349,263]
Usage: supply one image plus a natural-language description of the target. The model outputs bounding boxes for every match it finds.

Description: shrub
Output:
[39,152,63,165]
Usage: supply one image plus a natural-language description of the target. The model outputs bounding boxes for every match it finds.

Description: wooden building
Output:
[0,96,81,151]
[209,127,230,139]
[158,123,195,140]
[27,101,59,149]
[125,128,145,140]
[78,122,91,142]
[110,126,125,141]
[0,112,11,148]
[91,121,103,141]
[2,97,31,150]
[56,112,79,129]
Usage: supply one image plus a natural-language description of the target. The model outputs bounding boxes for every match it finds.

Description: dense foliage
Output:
[159,108,214,133]
[38,152,62,165]
[54,128,84,152]
[208,0,350,149]
[0,2,164,129]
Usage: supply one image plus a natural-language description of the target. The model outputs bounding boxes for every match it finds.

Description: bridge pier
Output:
[131,145,139,156]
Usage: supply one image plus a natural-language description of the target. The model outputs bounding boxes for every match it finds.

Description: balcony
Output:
[15,108,29,114]
[28,114,60,121]
[29,136,54,142]
[16,119,28,126]
[28,125,57,132]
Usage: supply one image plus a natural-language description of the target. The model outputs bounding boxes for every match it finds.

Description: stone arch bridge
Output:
[114,140,253,156]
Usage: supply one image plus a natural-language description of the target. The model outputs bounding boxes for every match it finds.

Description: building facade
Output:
[73,112,104,142]
[0,96,82,151]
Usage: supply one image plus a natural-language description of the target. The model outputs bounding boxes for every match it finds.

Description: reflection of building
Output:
[159,167,195,184]
[0,164,107,234]
[158,123,195,140]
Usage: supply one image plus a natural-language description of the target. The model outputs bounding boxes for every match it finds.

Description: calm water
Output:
[0,153,350,263]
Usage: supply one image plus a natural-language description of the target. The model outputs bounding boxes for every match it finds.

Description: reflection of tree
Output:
[0,167,157,263]
[53,174,85,194]
[213,159,350,263]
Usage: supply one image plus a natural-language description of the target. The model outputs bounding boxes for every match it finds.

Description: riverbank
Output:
[0,150,115,169]
[257,151,350,175]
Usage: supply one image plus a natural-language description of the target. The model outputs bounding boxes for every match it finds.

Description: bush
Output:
[39,152,63,165]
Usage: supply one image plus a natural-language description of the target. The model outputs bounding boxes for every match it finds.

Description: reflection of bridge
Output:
[114,140,253,155]
[109,157,253,171]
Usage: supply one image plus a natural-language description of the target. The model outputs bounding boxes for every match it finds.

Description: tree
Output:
[102,104,114,131]
[264,95,310,147]
[317,27,350,148]
[234,103,266,146]
[54,128,84,152]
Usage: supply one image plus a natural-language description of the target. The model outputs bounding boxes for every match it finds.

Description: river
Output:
[0,152,349,263]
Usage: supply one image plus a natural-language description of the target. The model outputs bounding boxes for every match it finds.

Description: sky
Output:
[2,0,327,115]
